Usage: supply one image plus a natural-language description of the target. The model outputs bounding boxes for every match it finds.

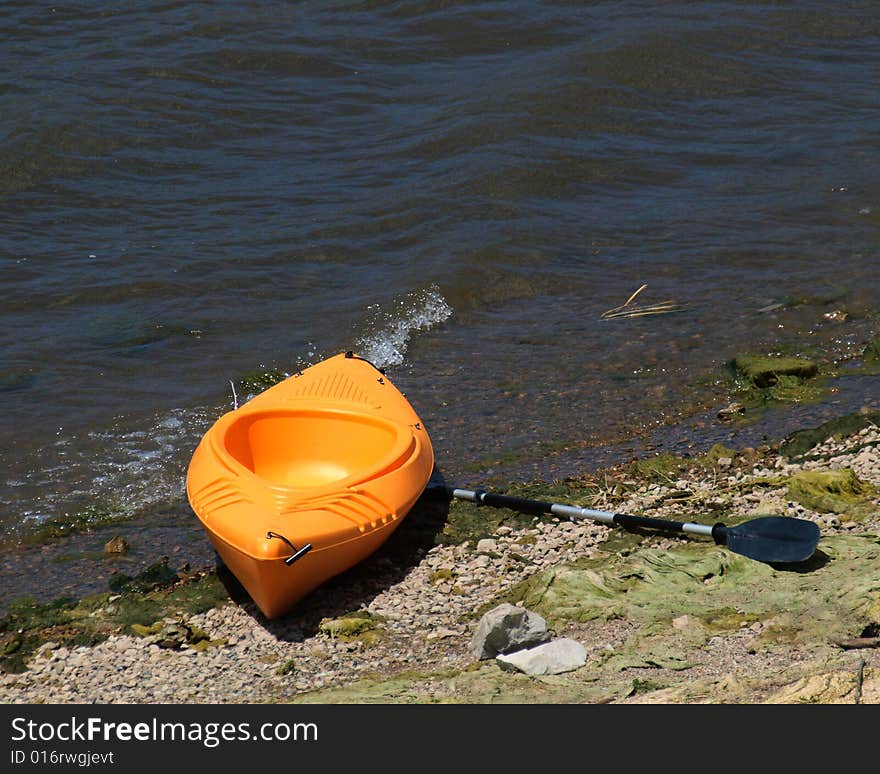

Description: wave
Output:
[2,408,212,541]
[353,283,453,369]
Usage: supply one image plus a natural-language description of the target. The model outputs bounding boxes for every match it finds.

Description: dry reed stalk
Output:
[600,283,683,319]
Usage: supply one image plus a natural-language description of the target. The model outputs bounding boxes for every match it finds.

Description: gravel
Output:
[2,424,878,704]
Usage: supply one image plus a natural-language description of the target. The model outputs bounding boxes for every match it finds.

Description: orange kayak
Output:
[186,351,434,619]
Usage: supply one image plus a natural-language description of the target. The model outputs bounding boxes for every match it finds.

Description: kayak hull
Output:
[186,352,434,619]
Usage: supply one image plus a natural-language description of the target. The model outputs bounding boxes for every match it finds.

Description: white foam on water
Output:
[3,406,215,537]
[4,287,452,539]
[354,283,453,370]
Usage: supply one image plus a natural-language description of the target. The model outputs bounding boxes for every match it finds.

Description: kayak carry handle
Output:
[266,531,313,566]
[344,350,386,374]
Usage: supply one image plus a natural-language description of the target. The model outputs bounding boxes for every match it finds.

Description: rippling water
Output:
[2,2,879,566]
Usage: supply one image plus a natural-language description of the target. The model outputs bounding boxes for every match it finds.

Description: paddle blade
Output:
[723,516,820,564]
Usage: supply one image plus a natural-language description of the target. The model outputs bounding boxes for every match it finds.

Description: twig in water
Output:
[600,283,684,320]
[230,380,239,410]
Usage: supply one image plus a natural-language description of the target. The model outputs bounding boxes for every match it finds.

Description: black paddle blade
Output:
[720,516,821,564]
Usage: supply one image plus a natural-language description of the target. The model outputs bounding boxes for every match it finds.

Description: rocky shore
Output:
[2,411,879,704]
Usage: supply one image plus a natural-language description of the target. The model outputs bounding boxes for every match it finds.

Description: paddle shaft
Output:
[443,486,726,543]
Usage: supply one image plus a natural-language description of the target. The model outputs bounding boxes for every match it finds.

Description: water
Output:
[2,2,879,603]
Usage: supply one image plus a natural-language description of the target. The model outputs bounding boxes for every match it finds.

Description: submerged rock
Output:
[108,557,178,593]
[718,402,746,422]
[496,638,587,676]
[729,353,824,406]
[470,603,551,660]
[733,355,818,388]
[104,536,130,555]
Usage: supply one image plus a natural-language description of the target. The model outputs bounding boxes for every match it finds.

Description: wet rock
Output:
[469,603,550,660]
[733,355,818,389]
[108,557,178,593]
[718,402,745,422]
[131,617,225,651]
[496,638,587,675]
[104,536,130,555]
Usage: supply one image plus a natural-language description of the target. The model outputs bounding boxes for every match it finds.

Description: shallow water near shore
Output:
[2,2,880,606]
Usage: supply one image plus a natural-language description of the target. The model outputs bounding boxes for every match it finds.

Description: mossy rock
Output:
[733,354,818,386]
[786,469,878,522]
[131,617,225,650]
[729,354,824,406]
[863,339,880,368]
[629,453,685,481]
[319,609,387,644]
[779,411,880,458]
[277,659,297,676]
[0,569,230,673]
[781,410,880,459]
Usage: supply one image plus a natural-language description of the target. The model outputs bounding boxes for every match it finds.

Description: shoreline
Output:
[2,404,878,704]
[3,351,879,615]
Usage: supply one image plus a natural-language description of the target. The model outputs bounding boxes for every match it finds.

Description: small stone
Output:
[427,628,458,640]
[476,538,497,553]
[718,402,746,421]
[104,536,130,555]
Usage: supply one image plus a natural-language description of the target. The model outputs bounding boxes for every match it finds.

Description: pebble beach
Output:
[3,418,879,705]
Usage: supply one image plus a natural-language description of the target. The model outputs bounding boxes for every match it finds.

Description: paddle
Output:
[431,484,821,564]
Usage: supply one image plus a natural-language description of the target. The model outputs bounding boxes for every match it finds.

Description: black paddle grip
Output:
[612,512,688,533]
[475,491,555,517]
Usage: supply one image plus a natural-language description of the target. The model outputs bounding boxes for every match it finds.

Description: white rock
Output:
[496,638,588,675]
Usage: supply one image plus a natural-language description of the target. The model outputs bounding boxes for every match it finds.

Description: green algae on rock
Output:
[734,354,819,387]
[109,557,180,593]
[319,609,387,645]
[505,534,880,646]
[781,410,880,459]
[628,443,739,484]
[729,353,824,407]
[0,569,230,673]
[131,616,226,651]
[786,469,878,522]
[290,532,880,705]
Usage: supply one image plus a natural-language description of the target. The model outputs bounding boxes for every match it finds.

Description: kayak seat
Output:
[216,406,416,495]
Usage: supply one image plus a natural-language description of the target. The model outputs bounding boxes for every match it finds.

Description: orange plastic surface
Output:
[186,352,434,618]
